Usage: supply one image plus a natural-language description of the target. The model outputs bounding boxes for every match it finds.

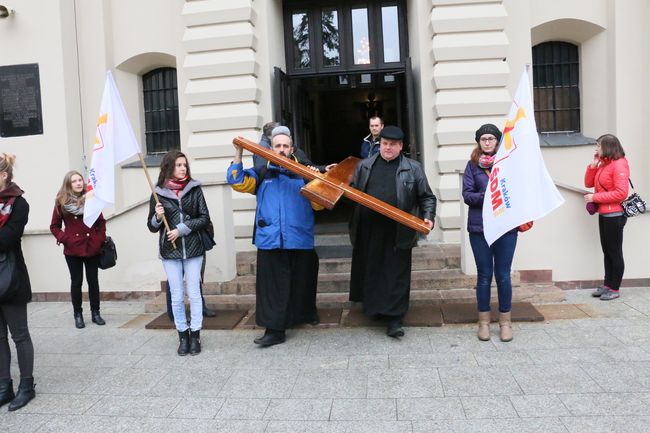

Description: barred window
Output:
[142,68,180,154]
[532,42,580,133]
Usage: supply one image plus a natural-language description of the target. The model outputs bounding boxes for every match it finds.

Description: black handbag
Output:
[0,250,17,301]
[200,221,216,251]
[98,236,117,270]
[621,179,646,218]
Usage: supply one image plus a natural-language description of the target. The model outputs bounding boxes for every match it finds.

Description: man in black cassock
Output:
[349,125,436,337]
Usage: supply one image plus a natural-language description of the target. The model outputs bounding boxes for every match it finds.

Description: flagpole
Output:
[138,153,176,249]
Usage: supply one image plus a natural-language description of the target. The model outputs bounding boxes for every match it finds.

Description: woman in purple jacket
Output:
[462,124,516,342]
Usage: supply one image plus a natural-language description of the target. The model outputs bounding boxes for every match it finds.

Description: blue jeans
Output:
[162,256,203,332]
[469,231,517,313]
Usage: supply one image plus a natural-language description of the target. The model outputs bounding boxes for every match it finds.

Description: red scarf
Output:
[0,182,24,229]
[165,177,189,197]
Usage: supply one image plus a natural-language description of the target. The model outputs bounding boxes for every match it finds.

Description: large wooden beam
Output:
[232,136,431,235]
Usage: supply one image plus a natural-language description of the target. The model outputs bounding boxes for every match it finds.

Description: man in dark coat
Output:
[349,125,436,337]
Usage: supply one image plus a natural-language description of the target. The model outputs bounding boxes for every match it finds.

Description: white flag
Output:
[482,69,565,245]
[83,71,141,227]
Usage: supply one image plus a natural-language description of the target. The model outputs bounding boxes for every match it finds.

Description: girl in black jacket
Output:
[0,153,35,411]
[147,151,210,356]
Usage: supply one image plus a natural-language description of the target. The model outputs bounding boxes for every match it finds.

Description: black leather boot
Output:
[0,379,14,407]
[177,330,190,356]
[8,377,35,411]
[73,312,85,329]
[253,329,286,347]
[91,310,106,326]
[386,319,405,338]
[189,330,201,355]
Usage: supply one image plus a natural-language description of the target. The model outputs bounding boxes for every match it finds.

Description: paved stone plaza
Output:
[2,288,650,433]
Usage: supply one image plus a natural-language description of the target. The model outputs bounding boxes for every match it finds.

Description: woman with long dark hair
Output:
[584,134,630,300]
[50,170,106,328]
[0,153,36,411]
[147,150,210,356]
[462,124,517,342]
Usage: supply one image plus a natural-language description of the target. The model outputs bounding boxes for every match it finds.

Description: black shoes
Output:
[7,377,35,412]
[309,313,320,326]
[0,379,14,407]
[91,310,106,326]
[386,320,405,338]
[177,330,190,356]
[189,330,201,355]
[73,312,85,329]
[202,304,217,318]
[253,329,286,347]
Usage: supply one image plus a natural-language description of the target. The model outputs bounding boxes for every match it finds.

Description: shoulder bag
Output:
[621,179,646,218]
[200,221,216,251]
[98,236,117,270]
[0,250,17,301]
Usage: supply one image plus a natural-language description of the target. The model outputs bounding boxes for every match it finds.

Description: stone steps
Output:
[144,283,566,313]
[145,237,566,314]
[236,243,462,275]
[203,268,510,296]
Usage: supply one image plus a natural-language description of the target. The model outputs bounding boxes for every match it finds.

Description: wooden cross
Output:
[232,137,431,235]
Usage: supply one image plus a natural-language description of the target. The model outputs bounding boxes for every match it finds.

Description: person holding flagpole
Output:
[50,171,107,328]
[463,124,517,342]
[148,150,211,356]
[584,134,630,301]
[467,69,565,342]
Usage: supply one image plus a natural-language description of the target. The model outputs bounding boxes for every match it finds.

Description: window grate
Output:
[143,68,180,154]
[532,42,580,133]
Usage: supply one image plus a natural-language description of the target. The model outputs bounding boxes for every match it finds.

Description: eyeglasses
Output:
[480,137,497,143]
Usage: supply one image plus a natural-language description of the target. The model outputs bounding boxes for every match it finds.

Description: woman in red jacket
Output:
[50,171,107,328]
[584,134,630,300]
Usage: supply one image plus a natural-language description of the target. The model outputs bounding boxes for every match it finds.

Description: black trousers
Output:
[0,303,34,380]
[255,249,319,331]
[65,255,101,313]
[598,215,627,291]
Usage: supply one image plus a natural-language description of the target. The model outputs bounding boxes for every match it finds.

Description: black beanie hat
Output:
[475,123,502,143]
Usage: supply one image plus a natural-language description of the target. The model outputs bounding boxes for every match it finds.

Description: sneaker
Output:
[600,289,620,301]
[591,286,608,297]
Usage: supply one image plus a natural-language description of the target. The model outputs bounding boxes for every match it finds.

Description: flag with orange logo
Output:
[83,71,141,227]
[482,69,564,245]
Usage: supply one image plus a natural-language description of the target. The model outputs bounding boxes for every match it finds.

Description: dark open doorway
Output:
[301,71,404,165]
[274,69,414,224]
[275,0,416,227]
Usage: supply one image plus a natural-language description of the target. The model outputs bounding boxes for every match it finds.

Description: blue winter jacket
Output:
[227,161,315,250]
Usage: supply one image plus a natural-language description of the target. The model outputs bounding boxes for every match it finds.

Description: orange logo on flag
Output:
[94,113,108,151]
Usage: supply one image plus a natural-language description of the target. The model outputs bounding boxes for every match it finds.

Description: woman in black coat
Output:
[0,153,35,411]
[147,150,210,356]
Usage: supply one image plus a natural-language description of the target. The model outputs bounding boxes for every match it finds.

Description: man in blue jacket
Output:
[227,127,322,346]
[360,116,384,158]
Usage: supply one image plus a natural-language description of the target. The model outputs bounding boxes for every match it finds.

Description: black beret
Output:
[475,123,502,143]
[380,125,404,140]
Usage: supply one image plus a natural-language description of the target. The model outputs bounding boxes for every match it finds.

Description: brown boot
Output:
[499,311,513,342]
[477,311,491,341]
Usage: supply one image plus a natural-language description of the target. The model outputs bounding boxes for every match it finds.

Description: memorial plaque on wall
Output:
[0,63,44,137]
